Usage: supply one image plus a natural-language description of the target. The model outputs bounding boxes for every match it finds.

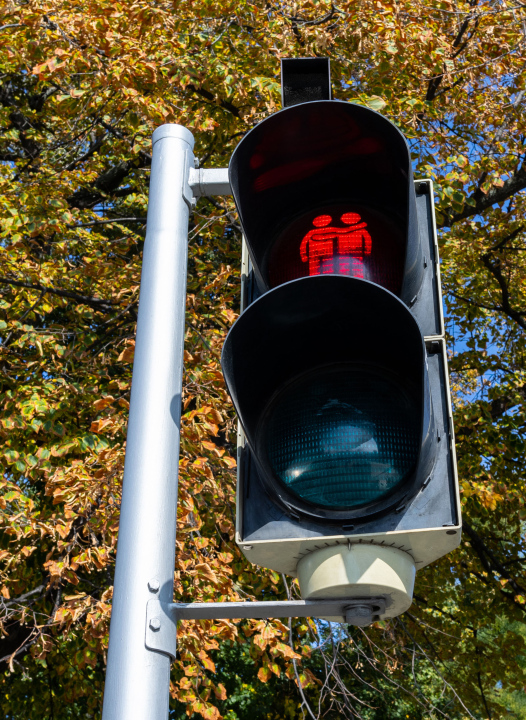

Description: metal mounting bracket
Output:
[145,597,388,660]
[170,599,360,622]
[189,167,231,197]
[344,597,386,626]
[145,596,177,660]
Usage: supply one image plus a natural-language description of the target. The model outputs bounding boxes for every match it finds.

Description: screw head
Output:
[148,579,160,593]
[149,617,161,632]
[345,605,373,627]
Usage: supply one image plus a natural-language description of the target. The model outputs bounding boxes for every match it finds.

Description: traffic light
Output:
[221,80,460,623]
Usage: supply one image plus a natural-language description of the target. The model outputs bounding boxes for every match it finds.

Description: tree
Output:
[0,1,526,718]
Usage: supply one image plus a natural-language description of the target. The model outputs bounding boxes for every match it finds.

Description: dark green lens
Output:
[265,368,420,510]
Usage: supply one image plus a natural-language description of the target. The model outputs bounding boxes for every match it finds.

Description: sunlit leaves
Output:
[0,0,526,717]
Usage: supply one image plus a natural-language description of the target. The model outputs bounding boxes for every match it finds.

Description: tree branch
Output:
[67,154,151,209]
[463,521,526,597]
[187,85,241,118]
[287,5,340,28]
[0,277,114,312]
[67,217,146,228]
[479,252,526,330]
[426,13,479,102]
[439,161,526,227]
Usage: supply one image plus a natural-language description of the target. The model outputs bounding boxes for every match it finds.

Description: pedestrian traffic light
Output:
[221,79,460,623]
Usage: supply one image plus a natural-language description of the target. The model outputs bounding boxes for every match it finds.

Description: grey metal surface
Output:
[414,179,443,337]
[173,599,358,622]
[189,167,231,197]
[344,597,386,626]
[102,124,195,720]
[145,595,177,660]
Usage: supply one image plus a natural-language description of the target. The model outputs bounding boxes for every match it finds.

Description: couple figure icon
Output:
[299,212,372,277]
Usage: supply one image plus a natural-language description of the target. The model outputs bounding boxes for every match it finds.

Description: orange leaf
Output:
[194,563,218,584]
[213,683,227,700]
[275,642,301,660]
[202,441,225,457]
[118,341,135,363]
[93,396,115,411]
[269,662,281,677]
[258,666,271,683]
[198,650,216,673]
[90,418,113,433]
[254,625,278,650]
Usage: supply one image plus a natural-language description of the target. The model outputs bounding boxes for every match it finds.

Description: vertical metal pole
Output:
[102,125,194,720]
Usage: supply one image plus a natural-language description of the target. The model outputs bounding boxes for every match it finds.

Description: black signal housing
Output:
[222,95,459,578]
[229,101,435,332]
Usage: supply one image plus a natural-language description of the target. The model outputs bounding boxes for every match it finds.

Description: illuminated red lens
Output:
[267,206,404,295]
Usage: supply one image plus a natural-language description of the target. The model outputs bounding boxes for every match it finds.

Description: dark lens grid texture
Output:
[265,368,420,510]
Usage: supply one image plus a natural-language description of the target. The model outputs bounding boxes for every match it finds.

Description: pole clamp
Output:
[145,596,177,660]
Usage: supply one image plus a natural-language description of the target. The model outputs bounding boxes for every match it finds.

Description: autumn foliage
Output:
[1,1,526,718]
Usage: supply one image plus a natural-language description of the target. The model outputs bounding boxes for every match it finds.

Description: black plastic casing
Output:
[229,100,437,333]
[222,97,459,571]
[222,276,436,524]
[227,183,459,571]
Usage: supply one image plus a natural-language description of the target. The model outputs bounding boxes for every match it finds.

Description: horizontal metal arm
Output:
[146,596,385,660]
[189,167,231,197]
[172,599,361,621]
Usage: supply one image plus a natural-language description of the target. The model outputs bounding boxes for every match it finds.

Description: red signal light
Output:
[299,212,372,278]
[268,206,405,294]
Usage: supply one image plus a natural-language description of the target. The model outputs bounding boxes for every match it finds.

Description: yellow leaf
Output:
[184,664,200,677]
[269,662,281,677]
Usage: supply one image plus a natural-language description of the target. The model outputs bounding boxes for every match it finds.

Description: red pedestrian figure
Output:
[299,212,372,277]
[299,214,338,275]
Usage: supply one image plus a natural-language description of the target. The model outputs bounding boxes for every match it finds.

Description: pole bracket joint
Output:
[189,167,231,198]
[145,596,177,660]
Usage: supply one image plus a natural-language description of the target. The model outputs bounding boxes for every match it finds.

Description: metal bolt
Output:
[345,605,374,627]
[149,617,161,632]
[148,578,160,593]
